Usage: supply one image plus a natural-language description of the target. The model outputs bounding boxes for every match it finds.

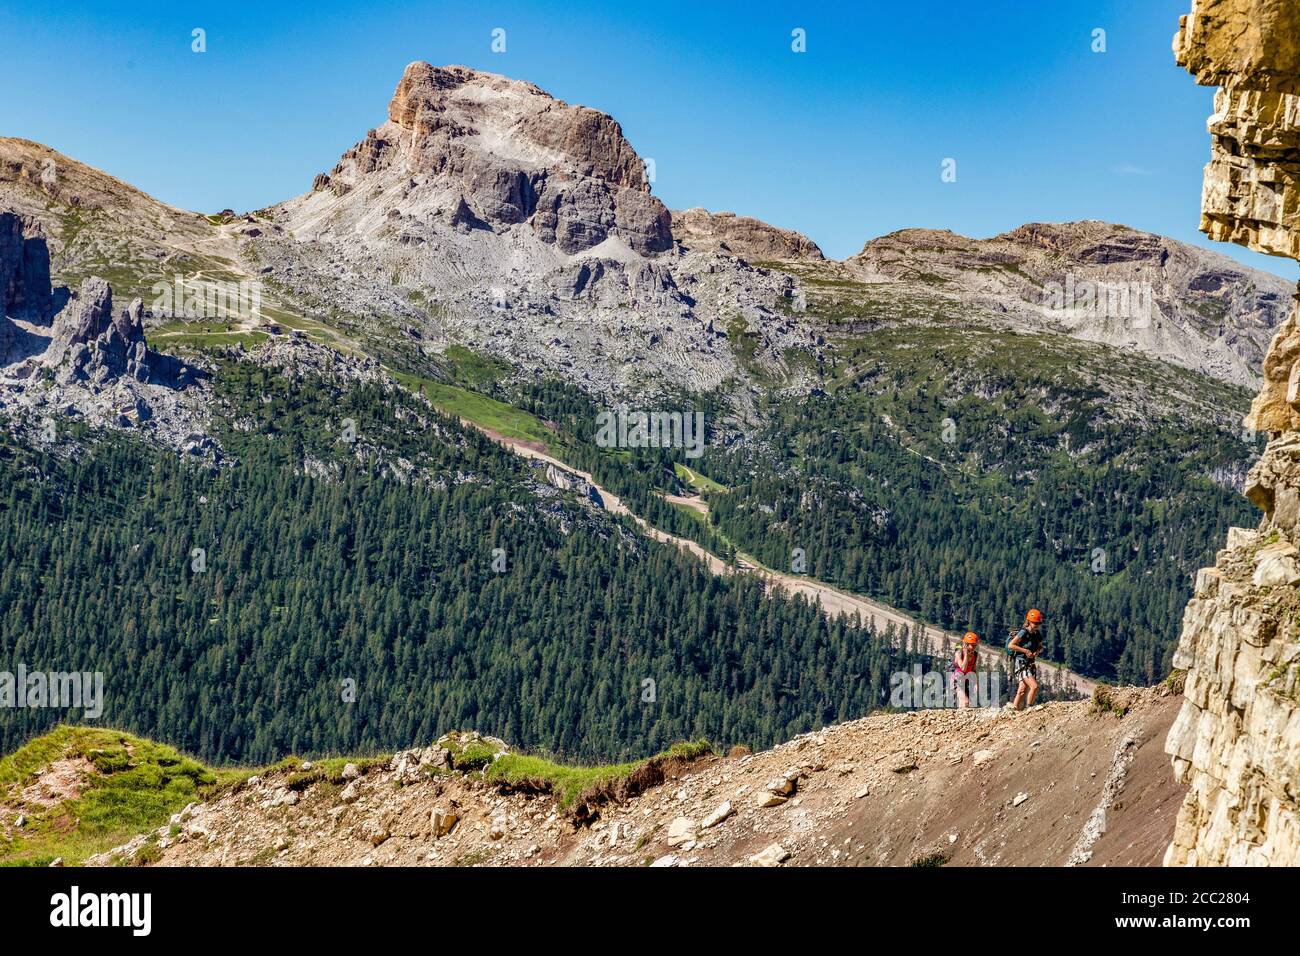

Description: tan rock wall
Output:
[1165,0,1300,866]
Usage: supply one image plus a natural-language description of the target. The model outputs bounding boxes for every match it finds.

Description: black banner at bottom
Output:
[0,864,1280,942]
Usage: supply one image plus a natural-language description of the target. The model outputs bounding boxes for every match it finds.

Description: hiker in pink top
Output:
[951,632,980,709]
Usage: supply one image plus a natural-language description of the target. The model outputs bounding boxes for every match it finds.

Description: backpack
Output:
[1006,627,1042,673]
[1005,629,1020,662]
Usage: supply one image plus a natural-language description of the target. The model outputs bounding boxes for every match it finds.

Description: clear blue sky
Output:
[3,0,1294,278]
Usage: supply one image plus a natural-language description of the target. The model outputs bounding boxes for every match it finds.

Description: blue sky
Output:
[3,0,1294,278]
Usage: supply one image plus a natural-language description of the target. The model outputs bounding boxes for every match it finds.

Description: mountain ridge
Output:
[4,56,1292,394]
[3,89,1292,394]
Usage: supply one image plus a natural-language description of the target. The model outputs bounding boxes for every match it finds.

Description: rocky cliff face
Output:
[1164,0,1300,866]
[0,211,54,328]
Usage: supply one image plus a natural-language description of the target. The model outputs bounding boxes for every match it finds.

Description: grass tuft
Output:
[484,739,712,817]
[0,725,225,867]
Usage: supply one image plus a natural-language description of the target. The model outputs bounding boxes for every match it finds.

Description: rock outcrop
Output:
[541,461,605,508]
[1164,0,1300,866]
[44,277,181,386]
[671,207,824,262]
[0,206,200,444]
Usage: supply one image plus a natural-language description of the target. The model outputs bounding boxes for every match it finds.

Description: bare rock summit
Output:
[304,62,671,256]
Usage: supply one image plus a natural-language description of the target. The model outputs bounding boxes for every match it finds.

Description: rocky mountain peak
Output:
[304,62,671,256]
[389,63,650,191]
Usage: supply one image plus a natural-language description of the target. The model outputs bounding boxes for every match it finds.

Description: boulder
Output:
[431,808,459,838]
[764,770,799,796]
[664,816,697,847]
[701,801,732,829]
[363,821,389,846]
[749,843,790,867]
[1252,543,1300,587]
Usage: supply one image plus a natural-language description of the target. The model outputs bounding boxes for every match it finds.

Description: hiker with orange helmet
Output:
[951,631,980,709]
[1008,609,1045,710]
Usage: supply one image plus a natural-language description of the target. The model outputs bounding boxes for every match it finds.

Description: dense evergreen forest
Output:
[0,362,927,763]
[0,315,1260,763]
[517,323,1261,685]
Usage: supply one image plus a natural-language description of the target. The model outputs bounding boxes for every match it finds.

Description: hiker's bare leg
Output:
[954,678,969,709]
[1025,674,1039,707]
[1013,679,1027,709]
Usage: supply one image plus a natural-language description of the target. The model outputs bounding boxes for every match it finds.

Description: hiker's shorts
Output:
[1014,660,1038,682]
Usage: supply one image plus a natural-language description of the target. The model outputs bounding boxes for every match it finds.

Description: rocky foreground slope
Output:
[1162,0,1300,866]
[82,688,1181,868]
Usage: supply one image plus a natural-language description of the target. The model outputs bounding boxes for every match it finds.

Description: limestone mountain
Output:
[841,220,1292,387]
[2,69,1292,403]
[249,61,1291,400]
[257,61,805,398]
[310,62,671,255]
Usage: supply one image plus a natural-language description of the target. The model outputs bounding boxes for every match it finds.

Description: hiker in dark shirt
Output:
[1008,608,1045,710]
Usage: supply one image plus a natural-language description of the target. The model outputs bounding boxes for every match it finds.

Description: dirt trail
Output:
[482,430,1094,696]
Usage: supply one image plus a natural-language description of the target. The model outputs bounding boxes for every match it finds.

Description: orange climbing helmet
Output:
[962,631,979,645]
[1026,608,1043,624]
